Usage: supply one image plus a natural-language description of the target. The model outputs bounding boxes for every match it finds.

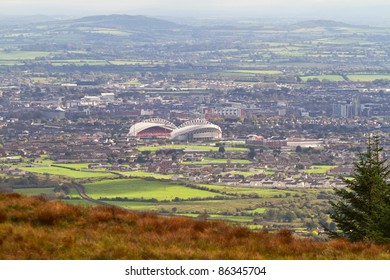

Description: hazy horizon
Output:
[1,0,390,25]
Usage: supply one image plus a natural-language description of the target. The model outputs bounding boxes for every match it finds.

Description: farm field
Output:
[53,163,92,169]
[101,201,160,210]
[13,187,56,196]
[198,184,299,197]
[301,75,345,82]
[109,60,163,65]
[118,171,174,180]
[221,170,263,177]
[246,207,267,214]
[303,165,337,174]
[0,51,50,60]
[180,213,254,223]
[18,165,117,179]
[347,74,390,82]
[60,199,97,206]
[32,155,54,165]
[99,198,260,213]
[49,59,110,66]
[123,79,142,85]
[209,214,254,223]
[83,179,226,201]
[0,60,24,66]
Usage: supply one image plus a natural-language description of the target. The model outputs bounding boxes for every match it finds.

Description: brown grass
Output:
[0,192,389,260]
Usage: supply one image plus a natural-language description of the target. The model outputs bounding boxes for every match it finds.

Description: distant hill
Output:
[291,20,361,29]
[72,14,183,31]
[0,15,56,26]
[0,192,389,260]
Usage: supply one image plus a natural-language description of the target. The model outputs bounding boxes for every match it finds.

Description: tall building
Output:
[333,97,361,118]
[333,101,352,118]
[352,95,361,117]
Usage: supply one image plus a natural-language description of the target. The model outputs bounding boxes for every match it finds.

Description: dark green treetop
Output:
[329,136,390,244]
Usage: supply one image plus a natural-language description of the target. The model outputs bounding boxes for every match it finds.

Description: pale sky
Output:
[1,0,389,22]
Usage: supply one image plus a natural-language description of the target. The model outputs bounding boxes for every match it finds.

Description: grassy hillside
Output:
[0,192,389,260]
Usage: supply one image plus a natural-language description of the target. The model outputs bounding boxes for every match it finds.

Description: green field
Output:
[137,144,248,152]
[301,75,345,82]
[18,166,116,179]
[303,165,337,174]
[178,213,256,223]
[34,156,54,165]
[347,74,390,82]
[0,51,50,60]
[123,79,142,85]
[84,179,225,201]
[199,184,298,197]
[0,60,24,66]
[50,60,109,66]
[221,170,259,177]
[97,199,267,214]
[119,171,174,180]
[14,187,85,200]
[54,163,90,169]
[147,211,257,224]
[102,201,159,210]
[13,187,56,196]
[246,207,267,214]
[61,199,97,206]
[271,50,305,57]
[247,225,264,230]
[54,163,104,169]
[109,60,163,65]
[209,214,254,223]
[0,155,22,162]
[178,213,199,218]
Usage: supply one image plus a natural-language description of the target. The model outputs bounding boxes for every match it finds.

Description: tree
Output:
[218,145,225,154]
[248,147,256,160]
[328,136,390,244]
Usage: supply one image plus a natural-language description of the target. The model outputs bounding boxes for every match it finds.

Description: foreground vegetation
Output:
[0,193,389,260]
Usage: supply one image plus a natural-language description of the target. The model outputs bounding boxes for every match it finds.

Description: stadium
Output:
[128,118,222,141]
[128,118,177,138]
[170,119,222,141]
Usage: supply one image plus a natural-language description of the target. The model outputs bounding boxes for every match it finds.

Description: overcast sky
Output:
[1,0,390,23]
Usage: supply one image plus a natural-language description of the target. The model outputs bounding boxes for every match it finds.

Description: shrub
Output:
[0,209,6,223]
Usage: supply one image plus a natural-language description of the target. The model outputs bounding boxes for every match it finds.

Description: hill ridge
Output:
[72,14,183,30]
[291,19,369,29]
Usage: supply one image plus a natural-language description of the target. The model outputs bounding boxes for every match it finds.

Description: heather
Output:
[0,193,389,260]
